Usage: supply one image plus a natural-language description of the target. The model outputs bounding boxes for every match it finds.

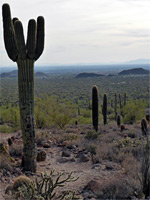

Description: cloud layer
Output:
[0,0,149,66]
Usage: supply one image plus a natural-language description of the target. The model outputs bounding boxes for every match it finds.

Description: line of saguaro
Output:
[2,4,45,172]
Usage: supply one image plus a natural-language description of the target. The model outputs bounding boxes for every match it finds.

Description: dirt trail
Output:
[0,131,124,199]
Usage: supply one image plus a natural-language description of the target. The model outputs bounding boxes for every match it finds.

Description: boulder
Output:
[61,150,71,157]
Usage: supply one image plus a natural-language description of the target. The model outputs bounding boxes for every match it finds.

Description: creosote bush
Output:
[85,130,99,140]
[35,96,75,129]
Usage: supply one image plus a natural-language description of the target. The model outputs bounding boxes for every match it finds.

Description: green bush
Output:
[35,96,76,129]
[85,130,99,140]
[0,105,20,129]
[122,100,146,124]
[0,124,14,133]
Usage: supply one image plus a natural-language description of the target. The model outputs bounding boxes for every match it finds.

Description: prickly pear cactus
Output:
[2,4,45,172]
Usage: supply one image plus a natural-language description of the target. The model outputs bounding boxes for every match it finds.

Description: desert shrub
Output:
[127,130,136,138]
[77,115,92,125]
[35,96,76,129]
[9,144,23,157]
[107,106,114,115]
[0,143,15,170]
[96,176,142,199]
[82,109,91,118]
[108,112,115,121]
[0,124,14,133]
[36,129,53,146]
[0,105,20,128]
[122,99,146,124]
[85,130,99,140]
[87,144,97,155]
[64,133,78,141]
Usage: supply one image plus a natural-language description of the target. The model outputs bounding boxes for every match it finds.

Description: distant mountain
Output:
[35,72,49,78]
[0,70,17,78]
[119,68,149,75]
[75,72,104,78]
[0,70,48,78]
[124,59,150,65]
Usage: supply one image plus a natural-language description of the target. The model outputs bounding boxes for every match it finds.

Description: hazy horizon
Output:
[0,0,150,67]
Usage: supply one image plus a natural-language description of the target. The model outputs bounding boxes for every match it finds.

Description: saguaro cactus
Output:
[114,93,117,120]
[102,94,107,125]
[117,114,121,127]
[141,118,147,135]
[124,93,126,106]
[119,94,122,110]
[2,4,45,172]
[92,85,99,132]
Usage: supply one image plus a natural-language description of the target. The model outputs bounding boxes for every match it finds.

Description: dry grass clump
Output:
[96,175,143,199]
[0,154,14,171]
[9,144,23,157]
[36,129,54,146]
[0,143,15,170]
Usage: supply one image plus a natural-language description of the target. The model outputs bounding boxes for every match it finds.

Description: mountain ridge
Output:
[0,70,49,78]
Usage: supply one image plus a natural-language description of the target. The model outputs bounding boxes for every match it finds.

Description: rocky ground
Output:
[0,123,149,199]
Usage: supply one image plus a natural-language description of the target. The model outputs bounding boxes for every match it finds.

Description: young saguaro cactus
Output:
[119,94,122,110]
[102,94,107,125]
[2,4,45,172]
[141,118,147,135]
[92,85,99,132]
[114,93,117,120]
[117,114,121,127]
[124,93,127,106]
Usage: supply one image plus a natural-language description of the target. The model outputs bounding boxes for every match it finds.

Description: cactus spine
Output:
[2,4,45,172]
[92,85,99,132]
[102,94,107,125]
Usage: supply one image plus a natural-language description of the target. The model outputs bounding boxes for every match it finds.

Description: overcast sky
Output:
[0,0,150,67]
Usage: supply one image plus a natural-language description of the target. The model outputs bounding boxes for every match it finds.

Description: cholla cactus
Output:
[2,4,45,172]
[92,85,99,132]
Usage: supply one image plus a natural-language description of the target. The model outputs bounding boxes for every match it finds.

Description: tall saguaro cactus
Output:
[2,4,45,172]
[124,93,126,106]
[102,94,107,125]
[114,93,117,120]
[119,94,122,110]
[92,85,99,132]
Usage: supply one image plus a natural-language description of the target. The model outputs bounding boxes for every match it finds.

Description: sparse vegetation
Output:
[0,60,149,199]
